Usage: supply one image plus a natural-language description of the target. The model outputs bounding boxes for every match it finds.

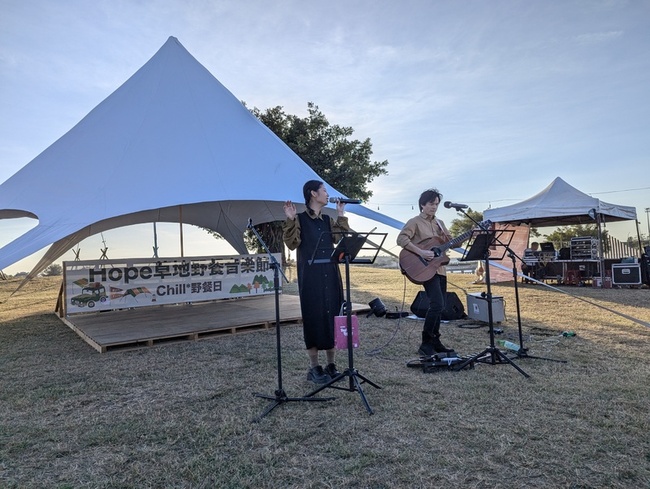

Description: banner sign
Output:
[63,253,281,315]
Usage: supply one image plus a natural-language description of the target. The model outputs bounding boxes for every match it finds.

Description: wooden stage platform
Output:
[60,295,371,353]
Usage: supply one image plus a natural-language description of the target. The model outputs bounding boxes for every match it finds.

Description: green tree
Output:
[252,103,387,200]
[543,224,609,253]
[208,103,388,261]
[626,234,649,250]
[448,209,484,237]
[42,263,63,276]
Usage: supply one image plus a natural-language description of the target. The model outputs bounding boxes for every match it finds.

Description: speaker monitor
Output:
[466,292,505,323]
[410,291,467,320]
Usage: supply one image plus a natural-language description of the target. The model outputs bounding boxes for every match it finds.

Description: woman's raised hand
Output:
[283,200,297,220]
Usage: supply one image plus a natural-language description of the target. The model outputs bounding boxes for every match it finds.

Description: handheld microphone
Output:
[329,197,362,204]
[443,201,468,210]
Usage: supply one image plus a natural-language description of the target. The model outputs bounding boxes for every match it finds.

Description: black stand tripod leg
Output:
[508,251,567,364]
[455,346,530,378]
[511,350,567,363]
[351,372,373,414]
[303,368,379,415]
[491,348,531,378]
[254,389,334,422]
[354,370,382,389]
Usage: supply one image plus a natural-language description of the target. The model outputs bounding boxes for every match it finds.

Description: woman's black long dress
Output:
[294,211,345,350]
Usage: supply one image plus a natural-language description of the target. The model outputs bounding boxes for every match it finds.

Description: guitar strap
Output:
[435,218,452,242]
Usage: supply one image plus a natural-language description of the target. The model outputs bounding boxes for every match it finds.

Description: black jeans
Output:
[422,274,447,338]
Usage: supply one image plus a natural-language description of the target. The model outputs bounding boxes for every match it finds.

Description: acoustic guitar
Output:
[399,220,492,284]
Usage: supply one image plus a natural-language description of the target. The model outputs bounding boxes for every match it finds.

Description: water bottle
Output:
[497,339,520,352]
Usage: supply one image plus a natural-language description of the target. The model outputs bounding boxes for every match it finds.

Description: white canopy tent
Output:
[0,37,404,286]
[483,177,641,283]
[483,177,637,227]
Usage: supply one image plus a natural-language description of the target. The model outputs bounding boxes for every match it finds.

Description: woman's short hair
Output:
[418,188,442,211]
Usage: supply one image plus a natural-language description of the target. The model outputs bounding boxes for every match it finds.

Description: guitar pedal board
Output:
[407,351,475,372]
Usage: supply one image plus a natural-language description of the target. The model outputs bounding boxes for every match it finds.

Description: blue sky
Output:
[1,0,649,274]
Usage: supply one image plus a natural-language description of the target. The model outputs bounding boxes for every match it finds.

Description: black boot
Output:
[432,335,453,353]
[418,332,434,357]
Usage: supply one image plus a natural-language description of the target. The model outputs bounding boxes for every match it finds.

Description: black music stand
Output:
[453,229,530,378]
[505,249,567,364]
[304,231,386,414]
[249,221,334,421]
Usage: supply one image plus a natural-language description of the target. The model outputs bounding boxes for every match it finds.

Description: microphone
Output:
[329,197,362,204]
[443,201,468,210]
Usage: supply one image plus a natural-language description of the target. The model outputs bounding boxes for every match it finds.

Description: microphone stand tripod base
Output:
[454,345,530,378]
[507,348,567,363]
[304,367,381,415]
[253,389,335,422]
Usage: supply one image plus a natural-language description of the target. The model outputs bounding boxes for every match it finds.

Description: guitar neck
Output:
[432,220,491,252]
[434,229,473,252]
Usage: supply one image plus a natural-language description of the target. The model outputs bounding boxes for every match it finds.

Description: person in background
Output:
[397,188,455,357]
[283,180,350,384]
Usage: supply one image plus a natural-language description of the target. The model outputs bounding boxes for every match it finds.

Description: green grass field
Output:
[1,270,649,488]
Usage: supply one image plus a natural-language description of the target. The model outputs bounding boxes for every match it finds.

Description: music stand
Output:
[305,231,386,414]
[250,221,334,421]
[505,249,567,364]
[453,229,530,378]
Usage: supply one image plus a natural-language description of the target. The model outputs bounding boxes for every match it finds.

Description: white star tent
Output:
[0,37,403,284]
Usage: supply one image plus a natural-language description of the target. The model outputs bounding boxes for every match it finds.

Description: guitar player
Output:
[396,188,455,357]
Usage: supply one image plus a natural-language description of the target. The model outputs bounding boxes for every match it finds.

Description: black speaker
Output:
[410,291,428,318]
[442,292,467,320]
[410,291,466,320]
[367,297,386,317]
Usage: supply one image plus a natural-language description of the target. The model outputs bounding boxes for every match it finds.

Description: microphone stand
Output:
[451,209,565,366]
[248,219,334,421]
[452,222,529,378]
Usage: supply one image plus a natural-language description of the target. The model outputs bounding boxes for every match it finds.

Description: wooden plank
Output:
[60,295,370,353]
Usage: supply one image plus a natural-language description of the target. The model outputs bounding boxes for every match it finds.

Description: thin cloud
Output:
[575,30,624,45]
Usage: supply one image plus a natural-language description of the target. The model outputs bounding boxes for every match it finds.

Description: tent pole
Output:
[179,205,184,257]
[635,218,643,256]
[153,222,159,258]
[597,213,605,286]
